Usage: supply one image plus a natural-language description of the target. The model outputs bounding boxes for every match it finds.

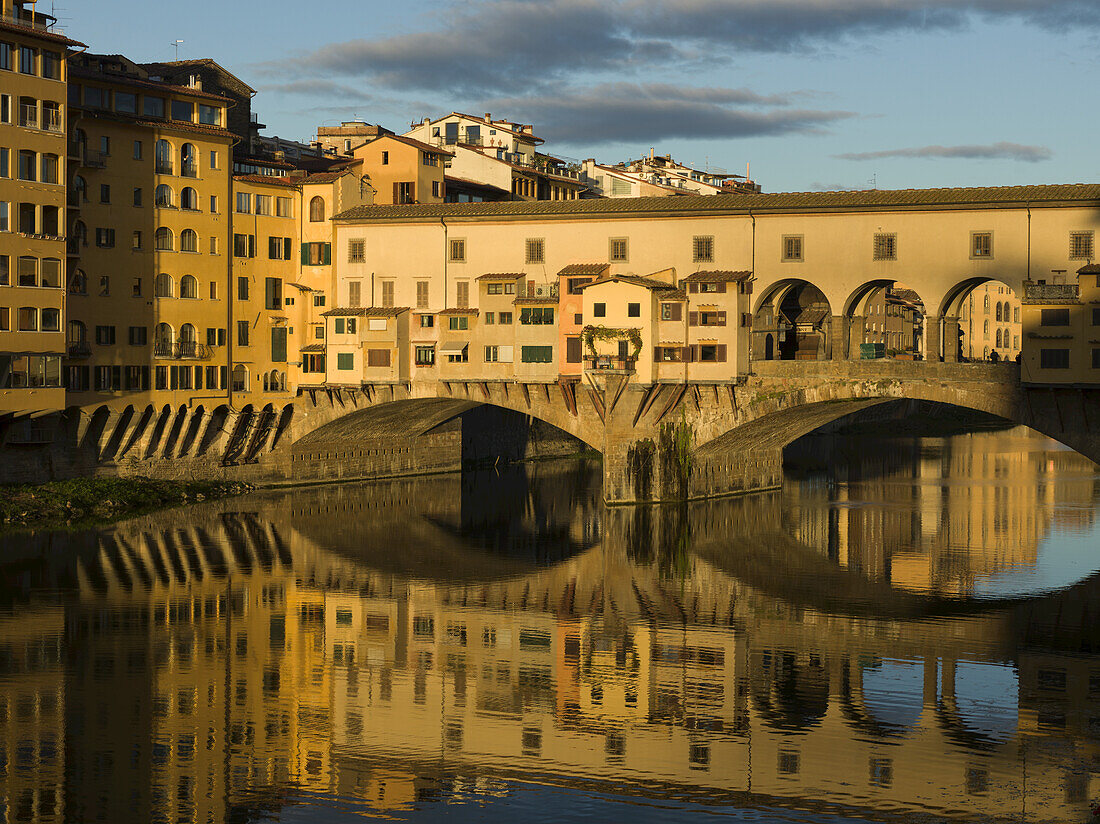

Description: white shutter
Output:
[498,345,514,363]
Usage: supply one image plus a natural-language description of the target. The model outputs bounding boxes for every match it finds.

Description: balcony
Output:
[43,110,63,132]
[155,161,173,175]
[67,341,91,358]
[2,6,55,30]
[154,340,211,360]
[181,162,198,178]
[585,355,637,373]
[19,105,38,128]
[82,150,106,169]
[1023,281,1080,303]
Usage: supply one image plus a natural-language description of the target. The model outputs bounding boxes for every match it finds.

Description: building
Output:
[0,0,81,414]
[1019,261,1100,384]
[959,281,1021,361]
[581,151,760,198]
[348,133,449,205]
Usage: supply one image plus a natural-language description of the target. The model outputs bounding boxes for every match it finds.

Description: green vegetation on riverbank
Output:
[0,477,253,529]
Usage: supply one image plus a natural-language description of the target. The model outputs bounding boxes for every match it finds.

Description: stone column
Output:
[924,316,943,362]
[942,316,960,363]
[830,315,849,360]
[848,315,866,360]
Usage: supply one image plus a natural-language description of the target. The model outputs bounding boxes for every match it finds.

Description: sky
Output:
[58,0,1100,193]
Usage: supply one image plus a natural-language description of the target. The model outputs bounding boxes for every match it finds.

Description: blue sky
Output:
[61,0,1100,192]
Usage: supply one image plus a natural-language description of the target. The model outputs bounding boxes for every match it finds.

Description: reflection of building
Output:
[959,282,1021,361]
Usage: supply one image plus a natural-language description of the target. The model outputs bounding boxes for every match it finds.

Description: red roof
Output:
[233,175,300,189]
[0,17,84,47]
[70,65,233,102]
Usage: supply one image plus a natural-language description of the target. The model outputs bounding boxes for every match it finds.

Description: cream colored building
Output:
[959,281,1021,361]
[581,151,760,197]
[0,1,78,414]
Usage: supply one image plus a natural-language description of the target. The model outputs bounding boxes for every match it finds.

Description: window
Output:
[303,242,330,266]
[180,275,198,299]
[448,315,469,331]
[198,104,220,126]
[783,235,803,261]
[41,154,58,184]
[1040,348,1070,369]
[171,100,193,122]
[873,233,897,260]
[17,307,37,331]
[94,325,116,345]
[95,228,115,248]
[499,311,513,324]
[180,229,198,253]
[154,138,172,174]
[381,150,389,165]
[255,194,271,215]
[971,231,993,258]
[380,281,395,307]
[155,184,173,207]
[210,195,219,213]
[309,196,325,222]
[130,275,142,296]
[235,192,251,213]
[593,302,606,318]
[1070,231,1094,260]
[525,238,545,264]
[265,278,282,310]
[129,326,148,346]
[133,140,143,160]
[236,277,249,301]
[1041,308,1070,326]
[234,234,256,258]
[41,50,60,80]
[450,238,466,261]
[276,197,292,217]
[0,42,10,71]
[144,95,165,118]
[419,314,435,329]
[41,308,59,331]
[337,353,354,371]
[237,321,250,347]
[415,346,435,366]
[154,227,173,251]
[446,345,468,363]
[520,307,554,325]
[521,345,554,363]
[348,239,365,263]
[0,148,7,178]
[566,337,582,363]
[627,302,640,318]
[180,187,197,210]
[0,93,8,124]
[19,45,34,75]
[609,237,630,263]
[692,235,714,263]
[366,349,391,368]
[416,281,429,309]
[210,236,219,255]
[18,150,35,181]
[348,281,361,307]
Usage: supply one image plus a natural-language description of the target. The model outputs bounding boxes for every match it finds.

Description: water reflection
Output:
[1,429,1099,823]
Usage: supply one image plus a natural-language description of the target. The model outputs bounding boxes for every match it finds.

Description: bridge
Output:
[36,358,1100,503]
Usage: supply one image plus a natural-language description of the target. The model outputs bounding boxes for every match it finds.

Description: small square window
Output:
[971,231,993,258]
[1069,231,1094,260]
[873,233,897,261]
[627,302,640,317]
[525,238,545,264]
[450,238,466,262]
[609,237,628,262]
[692,235,714,263]
[782,235,803,262]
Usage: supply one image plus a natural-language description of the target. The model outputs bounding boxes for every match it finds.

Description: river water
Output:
[1,426,1099,823]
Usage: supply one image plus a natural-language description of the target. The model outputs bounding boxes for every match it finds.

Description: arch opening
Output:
[842,280,926,361]
[938,278,1022,364]
[752,280,833,361]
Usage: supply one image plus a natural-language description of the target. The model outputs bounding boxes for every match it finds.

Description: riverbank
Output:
[0,477,253,530]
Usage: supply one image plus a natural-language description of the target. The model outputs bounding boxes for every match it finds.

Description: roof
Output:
[476,272,526,281]
[1077,264,1100,274]
[439,307,480,315]
[335,184,1100,222]
[300,171,350,184]
[299,343,325,353]
[681,270,752,283]
[785,307,830,326]
[891,287,924,302]
[70,65,233,102]
[140,58,257,94]
[0,17,85,47]
[233,174,300,189]
[558,263,609,276]
[427,112,544,144]
[580,275,681,292]
[288,282,315,292]
[73,106,235,140]
[368,133,454,156]
[321,307,408,317]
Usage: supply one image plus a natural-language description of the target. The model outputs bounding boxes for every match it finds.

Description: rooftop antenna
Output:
[869,173,877,190]
[172,39,184,60]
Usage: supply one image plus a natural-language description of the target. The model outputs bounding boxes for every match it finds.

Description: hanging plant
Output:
[581,325,643,359]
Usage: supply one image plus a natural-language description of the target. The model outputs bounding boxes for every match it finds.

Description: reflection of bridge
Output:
[54,358,1100,503]
[43,487,1097,824]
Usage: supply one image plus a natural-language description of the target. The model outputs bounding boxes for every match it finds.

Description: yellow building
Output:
[0,0,79,414]
[959,281,1021,361]
[1019,263,1100,384]
[64,52,235,408]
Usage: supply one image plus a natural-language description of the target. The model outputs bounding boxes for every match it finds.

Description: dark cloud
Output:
[261,79,373,100]
[629,0,1100,52]
[835,142,1052,162]
[490,83,853,145]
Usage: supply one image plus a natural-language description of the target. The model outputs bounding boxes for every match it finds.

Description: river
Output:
[1,426,1098,823]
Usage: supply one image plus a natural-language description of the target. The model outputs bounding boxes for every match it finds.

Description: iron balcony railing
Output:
[82,150,106,169]
[585,355,637,372]
[1023,282,1080,302]
[43,110,63,132]
[19,104,38,128]
[67,341,91,358]
[154,340,211,359]
[181,162,198,178]
[155,161,173,174]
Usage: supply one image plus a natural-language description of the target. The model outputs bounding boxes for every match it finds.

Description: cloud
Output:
[628,0,1100,52]
[835,141,1053,162]
[260,79,374,100]
[811,182,873,191]
[490,83,854,145]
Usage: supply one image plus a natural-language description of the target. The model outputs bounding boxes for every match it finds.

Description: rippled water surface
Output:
[2,426,1099,823]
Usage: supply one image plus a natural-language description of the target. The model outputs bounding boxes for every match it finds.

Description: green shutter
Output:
[271,327,287,363]
[322,243,332,266]
[300,243,309,265]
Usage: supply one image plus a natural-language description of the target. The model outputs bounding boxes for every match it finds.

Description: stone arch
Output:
[752,279,833,361]
[841,279,927,361]
[143,405,175,460]
[937,277,1023,363]
[196,405,232,456]
[176,405,206,458]
[100,404,136,461]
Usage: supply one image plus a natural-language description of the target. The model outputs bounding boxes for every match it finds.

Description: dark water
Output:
[1,427,1099,824]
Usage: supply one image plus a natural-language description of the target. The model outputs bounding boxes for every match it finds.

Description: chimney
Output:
[484,112,492,122]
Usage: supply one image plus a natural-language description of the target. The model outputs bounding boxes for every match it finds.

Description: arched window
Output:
[154,323,173,356]
[180,229,198,253]
[179,323,196,343]
[995,302,1002,322]
[155,322,173,342]
[180,274,198,298]
[231,364,249,392]
[155,184,173,207]
[1013,306,1020,323]
[155,227,174,251]
[179,324,197,357]
[72,220,87,247]
[68,268,87,294]
[983,294,990,313]
[983,319,989,337]
[155,139,172,174]
[180,187,198,210]
[180,143,197,177]
[995,328,1002,347]
[73,174,87,202]
[309,196,325,222]
[263,370,285,392]
[1003,328,1010,348]
[155,273,174,298]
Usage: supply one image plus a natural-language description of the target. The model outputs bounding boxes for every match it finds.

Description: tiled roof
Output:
[558,263,609,276]
[0,18,85,47]
[335,184,1100,222]
[891,288,924,302]
[299,343,325,352]
[74,106,235,140]
[438,112,544,144]
[321,307,409,317]
[233,174,300,189]
[475,272,525,281]
[580,275,680,292]
[70,66,233,102]
[681,270,752,283]
[300,171,348,184]
[660,290,688,300]
[370,134,454,156]
[1077,264,1100,275]
[514,296,558,304]
[140,58,257,94]
[288,282,315,292]
[786,307,830,326]
[438,307,480,315]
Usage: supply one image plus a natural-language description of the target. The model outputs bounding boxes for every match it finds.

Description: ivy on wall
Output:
[580,325,643,359]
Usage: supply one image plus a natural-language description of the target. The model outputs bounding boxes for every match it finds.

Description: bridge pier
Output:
[943,316,960,363]
[925,316,943,362]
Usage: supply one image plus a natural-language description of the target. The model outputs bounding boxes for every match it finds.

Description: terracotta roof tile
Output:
[233,174,300,189]
[438,307,480,315]
[0,18,85,47]
[321,307,409,317]
[580,275,680,292]
[475,272,526,281]
[299,343,325,352]
[70,65,233,102]
[681,270,752,283]
[1077,264,1100,275]
[335,184,1100,222]
[558,263,609,276]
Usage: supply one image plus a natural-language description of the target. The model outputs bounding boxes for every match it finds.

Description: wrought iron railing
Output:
[1023,282,1080,302]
